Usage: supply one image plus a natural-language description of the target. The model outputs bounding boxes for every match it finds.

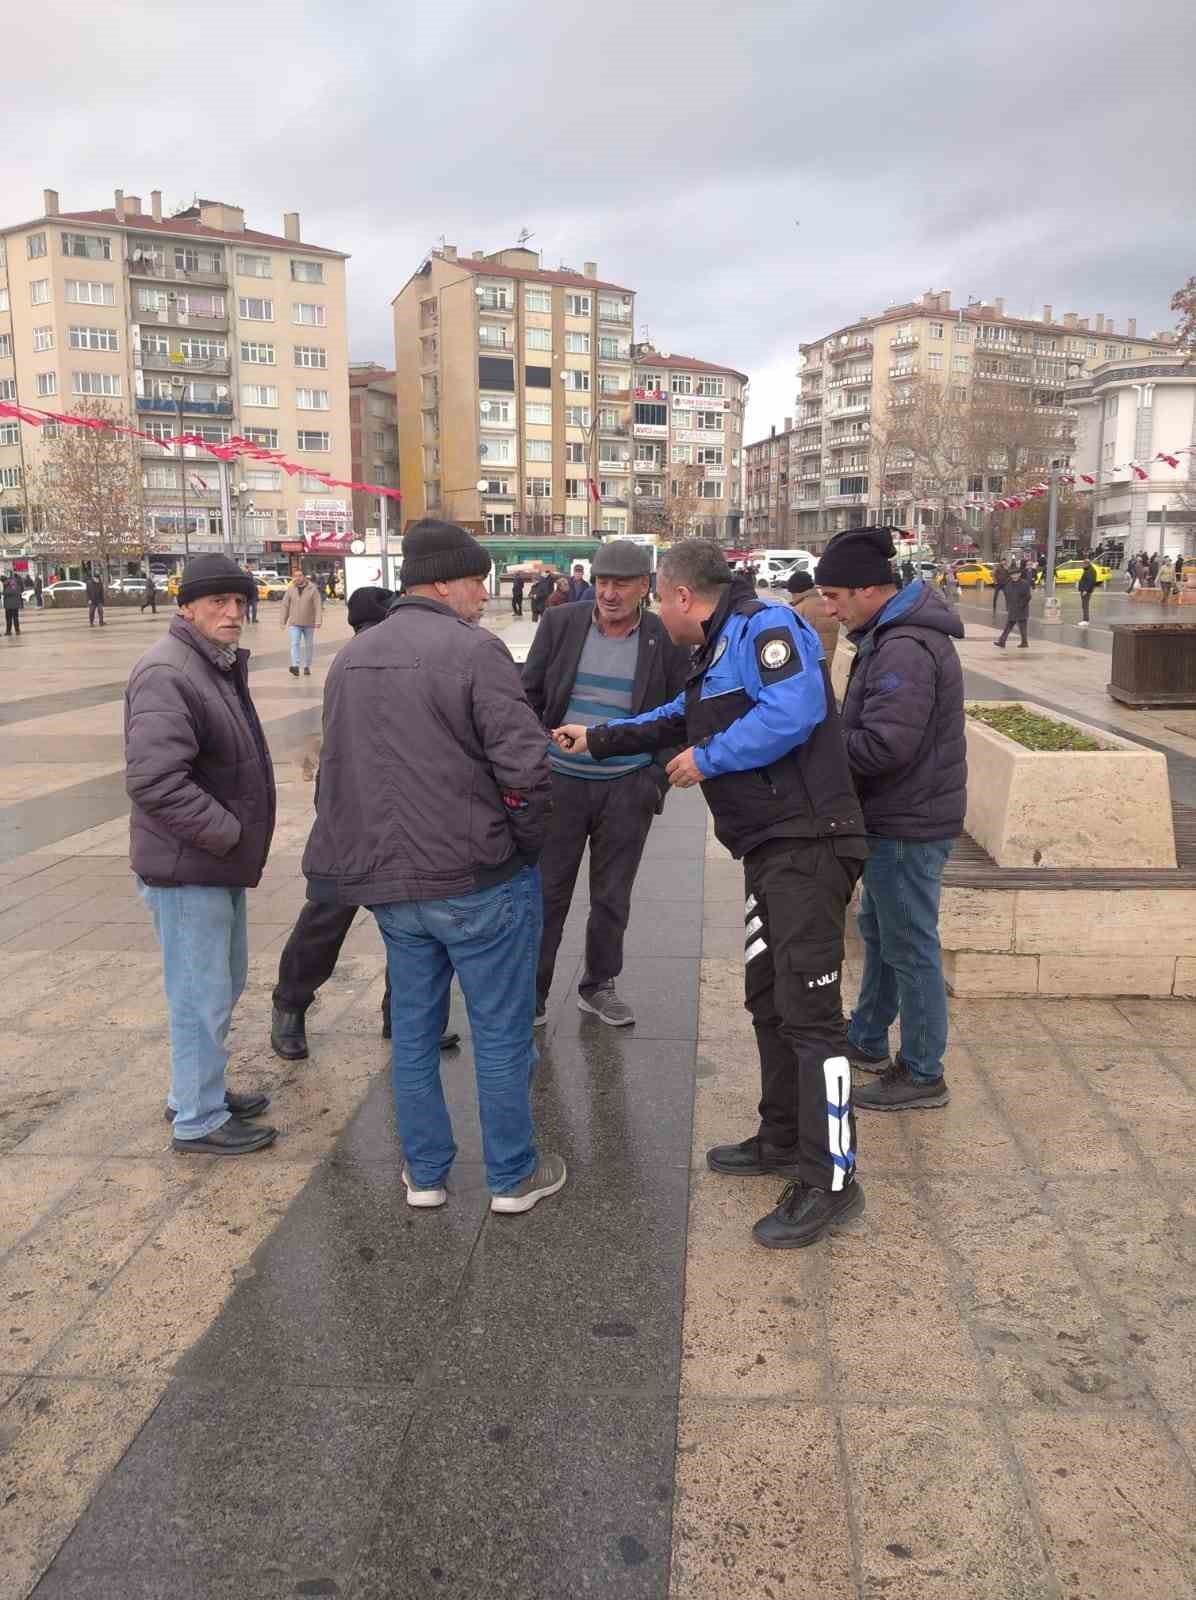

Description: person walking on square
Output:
[522,538,691,1029]
[302,518,564,1215]
[3,574,22,636]
[139,570,158,616]
[1158,557,1175,604]
[85,567,105,627]
[555,540,868,1250]
[510,570,525,618]
[281,570,322,675]
[994,563,1032,648]
[1077,557,1098,625]
[992,559,1009,617]
[816,526,966,1113]
[33,576,43,609]
[243,565,259,624]
[125,554,277,1154]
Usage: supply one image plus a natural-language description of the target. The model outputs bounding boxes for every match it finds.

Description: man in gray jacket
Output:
[126,554,277,1155]
[302,519,564,1216]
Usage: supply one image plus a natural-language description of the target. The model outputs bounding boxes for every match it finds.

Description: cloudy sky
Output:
[7,0,1193,442]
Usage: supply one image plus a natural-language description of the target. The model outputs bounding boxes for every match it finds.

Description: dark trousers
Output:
[140,595,157,614]
[992,585,1004,615]
[536,768,658,1007]
[998,616,1028,646]
[511,595,523,616]
[1080,590,1092,621]
[743,837,863,1190]
[4,608,19,635]
[274,898,391,1015]
[247,597,258,622]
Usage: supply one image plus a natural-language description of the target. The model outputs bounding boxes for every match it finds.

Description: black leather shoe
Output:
[753,1180,865,1249]
[706,1135,803,1178]
[173,1122,278,1155]
[380,1007,459,1051]
[289,665,300,676]
[165,1090,270,1124]
[271,1005,309,1061]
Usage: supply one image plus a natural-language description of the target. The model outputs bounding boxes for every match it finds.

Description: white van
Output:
[748,549,817,587]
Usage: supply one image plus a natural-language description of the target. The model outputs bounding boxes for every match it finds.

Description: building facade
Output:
[1069,355,1196,560]
[348,363,398,537]
[0,188,351,563]
[744,418,801,546]
[787,291,1178,553]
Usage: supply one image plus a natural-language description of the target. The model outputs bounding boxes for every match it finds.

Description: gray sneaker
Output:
[577,983,634,1027]
[490,1153,567,1215]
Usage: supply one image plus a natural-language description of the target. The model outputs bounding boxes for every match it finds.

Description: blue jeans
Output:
[289,624,315,668]
[848,836,954,1082]
[372,866,542,1194]
[136,880,248,1139]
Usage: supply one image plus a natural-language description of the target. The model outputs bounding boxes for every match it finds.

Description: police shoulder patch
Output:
[754,625,803,680]
[760,638,791,670]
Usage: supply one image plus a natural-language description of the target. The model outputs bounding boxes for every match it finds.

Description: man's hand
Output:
[666,747,703,788]
[553,724,589,754]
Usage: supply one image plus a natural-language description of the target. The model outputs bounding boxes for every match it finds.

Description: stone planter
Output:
[964,701,1176,869]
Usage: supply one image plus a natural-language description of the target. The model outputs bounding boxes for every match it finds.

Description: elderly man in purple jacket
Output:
[817,527,966,1112]
[125,554,277,1155]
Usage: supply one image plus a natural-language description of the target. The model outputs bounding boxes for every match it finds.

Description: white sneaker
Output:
[1078,620,1089,627]
[490,1153,567,1214]
[402,1165,447,1209]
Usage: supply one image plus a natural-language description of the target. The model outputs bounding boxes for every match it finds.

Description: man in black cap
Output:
[269,586,459,1059]
[303,519,564,1215]
[126,554,277,1154]
[522,537,690,1027]
[816,527,965,1112]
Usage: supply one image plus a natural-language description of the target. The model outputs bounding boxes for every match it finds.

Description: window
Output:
[525,478,551,500]
[31,327,53,352]
[698,480,724,498]
[526,439,552,462]
[565,331,591,354]
[599,336,627,360]
[145,465,178,490]
[62,231,111,260]
[598,442,628,464]
[954,325,972,343]
[290,259,324,283]
[565,442,586,464]
[929,322,944,339]
[137,287,167,313]
[597,373,625,395]
[292,302,326,326]
[294,344,327,368]
[696,446,724,466]
[477,283,511,310]
[564,293,591,316]
[525,327,551,351]
[30,280,50,305]
[237,252,271,277]
[671,444,692,464]
[563,369,590,391]
[952,386,967,402]
[478,355,515,391]
[296,387,330,410]
[1087,341,1097,357]
[178,335,226,361]
[297,430,330,451]
[35,372,57,396]
[565,477,585,499]
[565,406,591,428]
[598,296,628,321]
[69,325,119,351]
[479,435,514,465]
[479,396,511,423]
[140,332,169,360]
[525,402,552,425]
[952,355,969,372]
[298,474,334,493]
[24,231,48,261]
[634,402,667,427]
[928,353,942,370]
[243,426,279,449]
[240,340,276,364]
[0,380,16,402]
[525,287,551,313]
[565,515,588,535]
[73,370,120,396]
[1104,343,1123,359]
[670,373,692,395]
[598,479,622,500]
[0,422,21,446]
[175,247,222,274]
[696,375,725,397]
[239,297,273,321]
[1,465,23,489]
[241,383,278,407]
[694,410,723,431]
[245,469,282,491]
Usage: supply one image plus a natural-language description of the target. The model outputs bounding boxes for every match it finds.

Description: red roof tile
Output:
[452,257,633,295]
[1,208,347,258]
[633,348,749,383]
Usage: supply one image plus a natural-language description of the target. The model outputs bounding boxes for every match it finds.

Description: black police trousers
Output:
[274,899,390,1016]
[742,836,864,1190]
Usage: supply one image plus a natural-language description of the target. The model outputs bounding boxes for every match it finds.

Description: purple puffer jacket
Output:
[841,581,966,840]
[124,616,276,887]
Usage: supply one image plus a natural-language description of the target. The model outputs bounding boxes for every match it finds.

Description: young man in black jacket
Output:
[522,539,690,1027]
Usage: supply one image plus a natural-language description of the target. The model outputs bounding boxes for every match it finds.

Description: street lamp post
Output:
[170,376,190,560]
[1043,462,1062,623]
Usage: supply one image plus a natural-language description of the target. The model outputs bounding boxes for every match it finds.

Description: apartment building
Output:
[0,188,351,561]
[348,363,399,536]
[628,345,746,544]
[788,290,1179,552]
[1069,353,1196,559]
[393,245,637,540]
[744,418,802,545]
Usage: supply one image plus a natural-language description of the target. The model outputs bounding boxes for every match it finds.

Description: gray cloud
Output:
[6,0,1193,443]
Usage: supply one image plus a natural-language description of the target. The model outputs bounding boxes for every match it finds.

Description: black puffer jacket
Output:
[841,581,966,840]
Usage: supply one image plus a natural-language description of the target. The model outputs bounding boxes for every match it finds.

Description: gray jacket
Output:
[303,597,552,904]
[125,616,276,887]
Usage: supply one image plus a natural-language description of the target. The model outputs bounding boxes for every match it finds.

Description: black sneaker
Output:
[753,1180,865,1249]
[165,1089,270,1124]
[706,1135,803,1178]
[271,1005,309,1061]
[846,1044,891,1074]
[289,665,300,677]
[854,1060,949,1112]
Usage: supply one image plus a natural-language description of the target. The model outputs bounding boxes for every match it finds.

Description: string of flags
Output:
[884,446,1194,515]
[0,399,404,505]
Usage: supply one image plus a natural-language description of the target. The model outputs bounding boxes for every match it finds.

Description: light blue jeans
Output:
[371,865,542,1194]
[289,624,315,669]
[848,836,954,1082]
[137,880,248,1139]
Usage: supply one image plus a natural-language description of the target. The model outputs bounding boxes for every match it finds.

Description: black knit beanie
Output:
[347,586,395,632]
[400,518,491,587]
[786,570,815,595]
[814,526,898,589]
[176,553,257,607]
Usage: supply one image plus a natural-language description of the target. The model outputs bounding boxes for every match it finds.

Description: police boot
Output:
[271,1005,309,1061]
[753,1180,865,1249]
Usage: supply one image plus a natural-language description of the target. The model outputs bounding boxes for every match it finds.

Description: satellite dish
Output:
[216,385,229,397]
[480,400,491,413]
[660,351,671,359]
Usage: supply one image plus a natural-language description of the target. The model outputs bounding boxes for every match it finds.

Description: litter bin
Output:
[1108,622,1196,708]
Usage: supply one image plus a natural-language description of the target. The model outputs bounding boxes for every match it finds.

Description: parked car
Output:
[1053,561,1113,587]
[109,577,149,594]
[41,580,89,604]
[953,561,995,589]
[255,574,289,600]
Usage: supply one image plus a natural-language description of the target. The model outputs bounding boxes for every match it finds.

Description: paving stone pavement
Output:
[0,601,1193,1599]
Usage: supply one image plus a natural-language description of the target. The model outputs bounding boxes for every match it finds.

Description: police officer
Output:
[555,540,868,1250]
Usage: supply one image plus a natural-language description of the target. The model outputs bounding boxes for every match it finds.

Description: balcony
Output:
[828,341,872,362]
[888,364,918,379]
[138,306,228,333]
[889,335,918,351]
[830,400,871,419]
[138,351,230,377]
[596,387,631,403]
[476,298,515,318]
[135,395,233,416]
[597,458,630,473]
[797,415,822,431]
[600,496,628,508]
[795,496,822,510]
[129,260,227,287]
[823,491,868,506]
[826,371,872,389]
[599,421,629,436]
[634,459,664,473]
[477,330,512,351]
[826,427,870,447]
[598,307,633,325]
[799,469,821,482]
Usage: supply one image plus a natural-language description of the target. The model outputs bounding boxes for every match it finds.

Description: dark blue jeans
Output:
[848,836,954,1082]
[372,866,542,1194]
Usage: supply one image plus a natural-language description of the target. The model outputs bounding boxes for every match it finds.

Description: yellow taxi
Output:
[952,561,994,588]
[166,573,181,598]
[254,574,290,601]
[1053,560,1113,587]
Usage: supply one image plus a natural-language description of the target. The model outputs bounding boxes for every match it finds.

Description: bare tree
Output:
[879,379,970,556]
[30,401,147,573]
[664,462,709,540]
[1171,275,1196,358]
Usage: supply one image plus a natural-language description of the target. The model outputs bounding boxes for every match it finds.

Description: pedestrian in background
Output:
[280,570,322,676]
[995,564,1032,648]
[992,559,1009,617]
[243,564,259,623]
[1077,557,1098,626]
[1149,552,1160,585]
[566,562,594,604]
[33,576,43,609]
[816,527,965,1113]
[140,571,157,616]
[786,570,839,665]
[85,567,105,627]
[126,554,277,1155]
[530,570,554,623]
[302,518,563,1216]
[1159,557,1175,603]
[3,574,23,636]
[545,576,571,611]
[510,571,525,617]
